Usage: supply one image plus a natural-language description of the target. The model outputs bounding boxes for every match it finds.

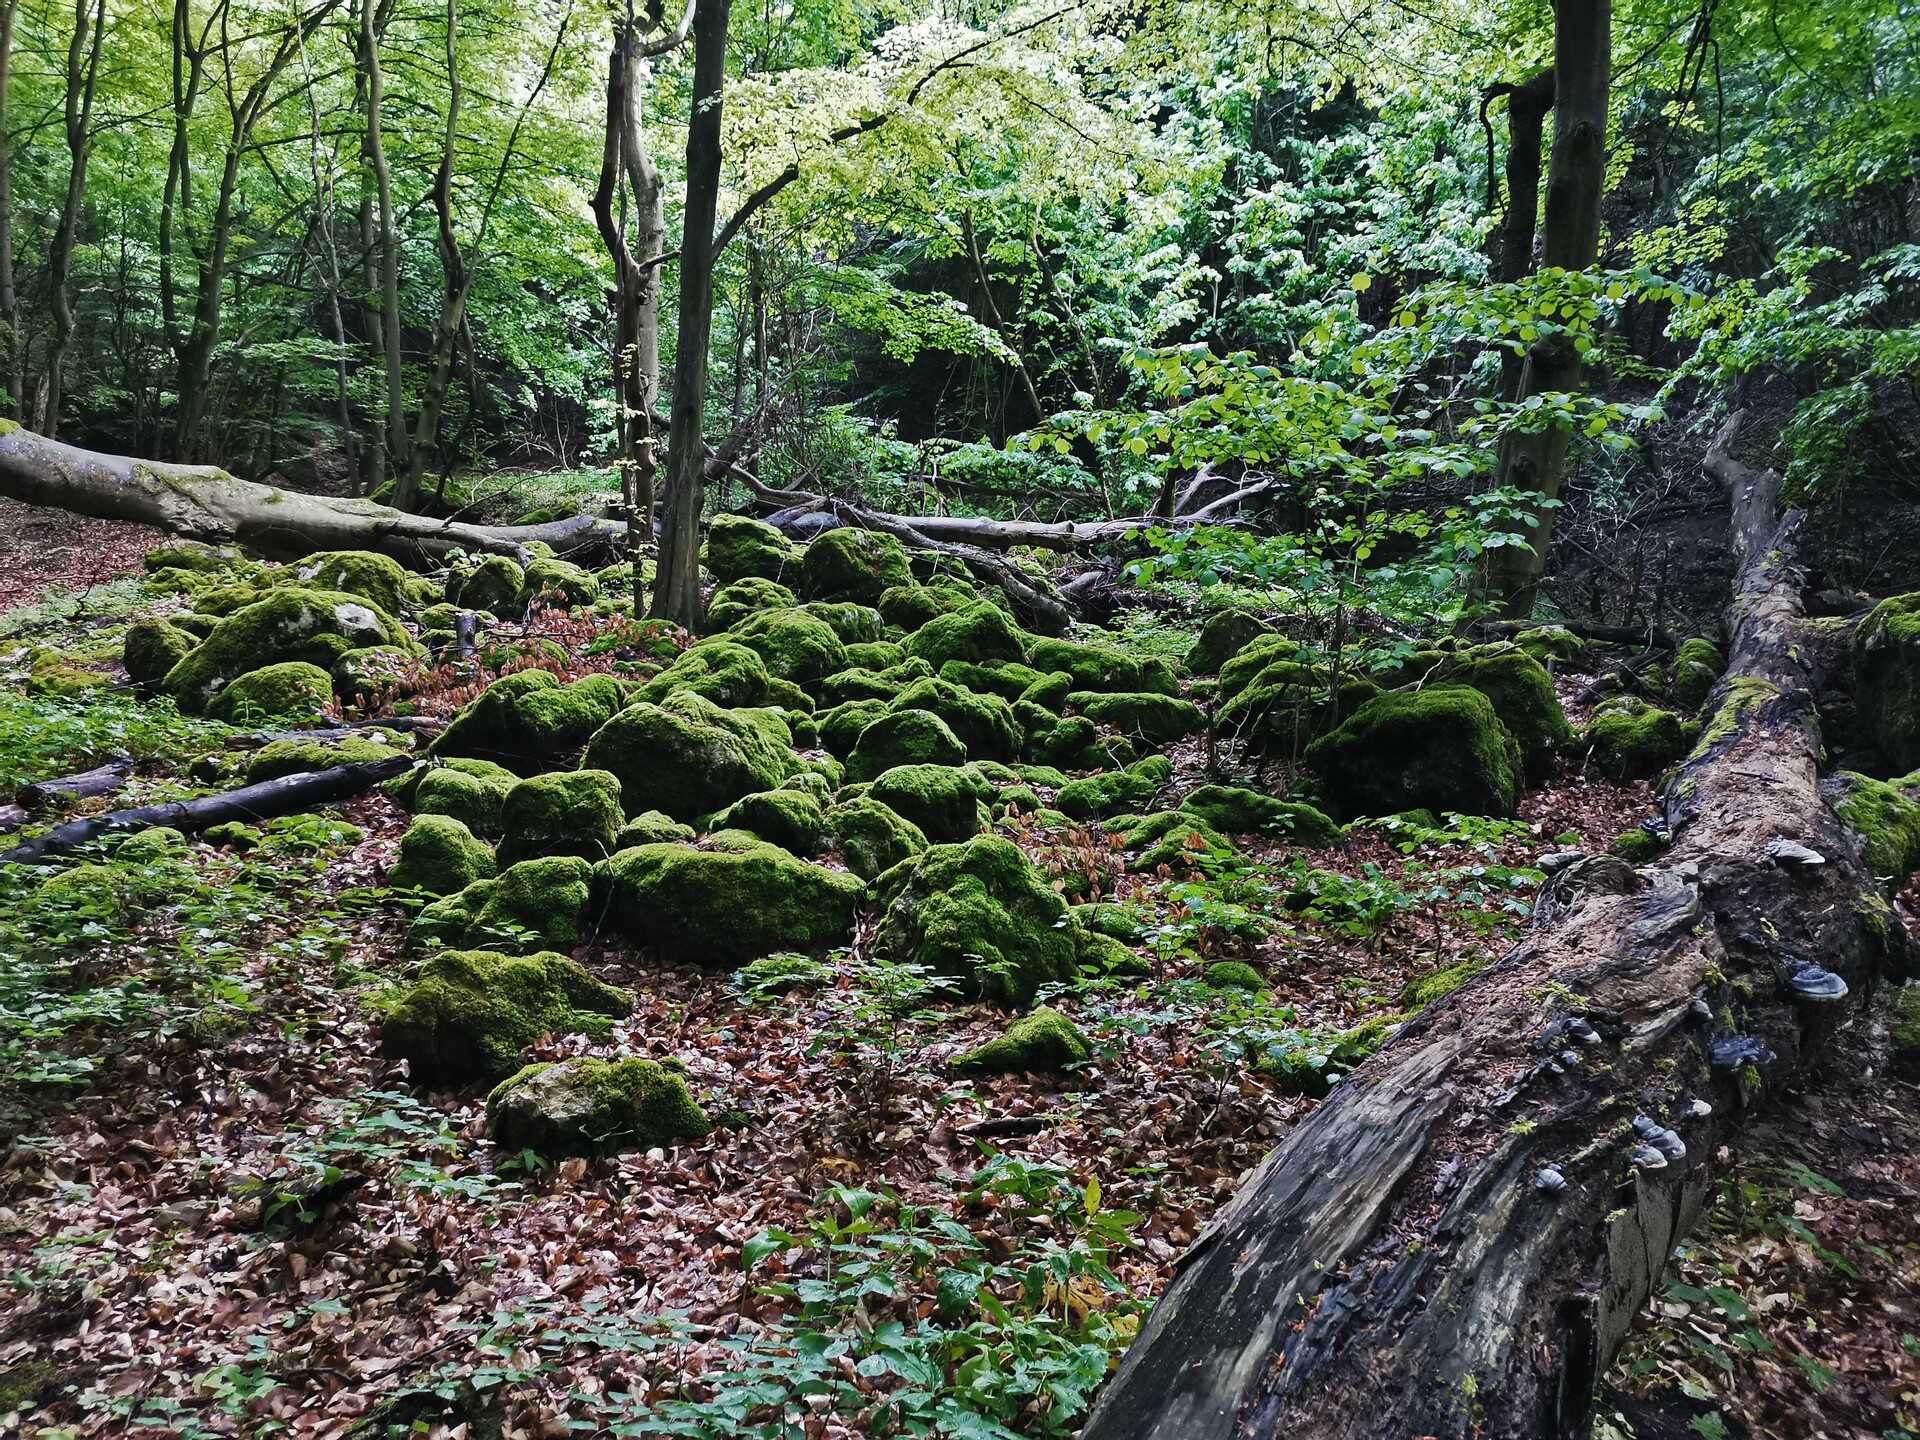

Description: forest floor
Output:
[0,511,1914,1440]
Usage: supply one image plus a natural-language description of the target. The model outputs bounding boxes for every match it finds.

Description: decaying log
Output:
[0,757,412,865]
[18,756,134,810]
[1081,410,1910,1440]
[1474,617,1679,651]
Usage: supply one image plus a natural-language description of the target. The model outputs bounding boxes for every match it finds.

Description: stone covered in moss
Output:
[1187,610,1274,675]
[1216,648,1382,750]
[1583,697,1693,781]
[1056,755,1172,820]
[822,665,911,705]
[391,814,498,895]
[878,581,976,631]
[1075,926,1146,977]
[1400,955,1488,1009]
[705,513,796,584]
[639,639,794,711]
[1117,810,1240,871]
[738,951,835,994]
[1019,671,1074,712]
[115,826,186,863]
[868,764,986,843]
[730,607,848,684]
[406,758,518,837]
[583,689,796,820]
[123,618,199,688]
[379,948,630,1086]
[450,555,527,616]
[435,670,631,771]
[1027,635,1176,695]
[245,736,405,784]
[520,557,596,610]
[334,645,422,702]
[845,640,906,671]
[1892,985,1920,1079]
[799,602,883,645]
[826,796,928,880]
[601,841,862,964]
[1204,960,1266,992]
[903,602,1030,670]
[1852,593,1920,770]
[953,1006,1091,1074]
[286,550,412,615]
[1609,825,1666,862]
[616,809,699,847]
[210,661,335,723]
[710,787,827,855]
[161,588,411,713]
[496,768,625,865]
[1021,712,1131,771]
[1438,649,1570,782]
[1829,771,1920,888]
[1069,690,1204,743]
[1178,785,1339,844]
[1307,687,1522,819]
[817,698,892,757]
[1669,637,1725,711]
[845,708,967,782]
[870,835,1078,1007]
[937,659,1046,702]
[1514,625,1587,665]
[487,1056,709,1157]
[708,576,798,632]
[1261,1012,1406,1097]
[888,676,1019,761]
[144,540,243,574]
[798,526,913,604]
[412,855,595,954]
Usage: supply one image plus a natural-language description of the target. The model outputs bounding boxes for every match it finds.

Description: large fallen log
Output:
[0,757,412,866]
[1079,411,1910,1440]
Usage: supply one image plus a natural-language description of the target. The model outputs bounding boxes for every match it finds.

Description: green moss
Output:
[1514,625,1587,665]
[1438,649,1571,782]
[871,835,1079,1007]
[879,580,978,630]
[1891,985,1920,1078]
[524,557,599,610]
[1307,688,1522,819]
[0,1357,55,1414]
[1014,763,1070,790]
[1609,826,1667,862]
[210,660,336,723]
[1690,675,1777,756]
[1851,592,1920,769]
[822,665,910,705]
[799,602,884,645]
[953,1006,1091,1073]
[705,513,796,584]
[1399,955,1488,1009]
[867,764,986,843]
[1075,926,1146,976]
[285,550,412,615]
[391,814,498,895]
[1027,634,1174,695]
[1178,785,1339,844]
[708,575,798,632]
[797,526,913,604]
[583,689,796,820]
[1215,650,1382,749]
[710,787,827,855]
[162,588,409,712]
[937,659,1046,702]
[844,640,906,671]
[818,698,892,757]
[378,948,630,1087]
[1056,755,1172,820]
[26,650,113,696]
[1116,810,1240,871]
[1069,690,1204,742]
[204,820,261,850]
[412,855,595,954]
[114,826,187,863]
[601,840,862,963]
[405,758,518,838]
[1017,672,1074,714]
[435,669,631,771]
[888,676,1020,761]
[334,645,423,703]
[845,708,968,782]
[245,736,404,784]
[732,606,849,683]
[1830,771,1920,887]
[1585,697,1695,780]
[486,1056,709,1157]
[616,809,698,847]
[496,768,625,864]
[123,618,199,688]
[903,602,1030,670]
[450,554,527,615]
[143,540,242,574]
[738,951,835,993]
[640,639,783,711]
[1187,609,1274,675]
[1669,636,1725,711]
[826,796,929,880]
[1204,960,1266,992]
[1072,901,1146,942]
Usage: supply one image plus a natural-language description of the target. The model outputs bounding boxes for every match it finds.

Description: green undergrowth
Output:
[0,690,233,791]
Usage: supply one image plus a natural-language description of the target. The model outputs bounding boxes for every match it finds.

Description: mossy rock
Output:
[123,618,199,688]
[525,558,599,609]
[799,602,884,645]
[285,550,413,615]
[640,639,791,711]
[600,841,862,964]
[144,540,244,574]
[334,645,423,702]
[709,575,799,632]
[391,814,498,896]
[496,768,625,865]
[1014,763,1070,790]
[738,951,835,994]
[487,1056,708,1158]
[1179,785,1338,844]
[822,666,911,706]
[173,613,221,639]
[1399,955,1488,1009]
[732,607,849,683]
[1021,712,1130,771]
[1069,690,1204,743]
[844,640,906,671]
[583,689,796,820]
[710,788,827,856]
[818,698,893,758]
[411,856,595,954]
[1669,636,1725,712]
[705,513,795,584]
[162,588,410,713]
[1056,755,1172,820]
[616,809,699,847]
[1851,593,1920,770]
[1116,810,1240,871]
[1261,1012,1406,1097]
[868,764,987,843]
[1437,649,1570,782]
[1583,697,1693,781]
[1892,985,1920,1079]
[407,758,519,838]
[888,676,1020,761]
[379,948,630,1087]
[1514,625,1588,665]
[1609,825,1667,862]
[953,1006,1091,1074]
[245,736,405,784]
[434,670,630,772]
[1075,926,1147,977]
[937,659,1046,702]
[449,555,527,616]
[845,708,968,783]
[1072,900,1146,942]
[1828,771,1920,888]
[902,602,1030,670]
[1027,635,1176,695]
[210,661,336,723]
[204,820,262,850]
[1187,609,1274,674]
[826,796,929,880]
[27,651,114,696]
[114,826,187,863]
[879,583,971,631]
[799,527,914,604]
[1019,671,1074,713]
[1307,687,1522,819]
[870,834,1078,1007]
[1204,960,1267,992]
[1216,651,1382,750]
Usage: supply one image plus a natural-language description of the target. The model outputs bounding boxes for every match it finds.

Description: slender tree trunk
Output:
[650,0,731,629]
[962,209,1043,428]
[359,0,405,497]
[159,0,214,376]
[1486,1,1610,617]
[42,0,107,438]
[403,0,469,501]
[1492,67,1554,401]
[0,0,21,418]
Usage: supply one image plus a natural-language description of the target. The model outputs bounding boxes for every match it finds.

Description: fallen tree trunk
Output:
[0,757,412,865]
[18,755,133,810]
[1080,410,1910,1440]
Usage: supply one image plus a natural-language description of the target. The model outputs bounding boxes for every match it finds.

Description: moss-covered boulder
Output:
[1216,648,1382,750]
[1583,697,1693,781]
[496,768,625,865]
[583,689,796,820]
[1307,687,1522,819]
[378,948,631,1087]
[204,820,262,850]
[799,526,914,604]
[1828,771,1920,888]
[412,855,595,954]
[888,676,1020,761]
[953,1007,1091,1074]
[932,659,1042,702]
[868,763,986,843]
[522,557,599,610]
[486,1056,709,1157]
[705,513,795,584]
[1514,625,1587,666]
[162,588,410,712]
[845,640,906,671]
[1399,955,1488,1010]
[1438,649,1570,782]
[902,602,1029,670]
[826,796,928,880]
[1056,755,1172,820]
[435,670,631,771]
[871,835,1078,1006]
[1116,810,1239,871]
[334,645,422,703]
[391,814,497,895]
[710,788,827,855]
[1070,690,1204,743]
[1187,610,1274,675]
[822,665,912,705]
[1669,637,1725,711]
[1027,635,1176,695]
[639,639,799,711]
[601,841,862,963]
[209,661,336,723]
[818,698,893,757]
[449,555,527,616]
[1853,593,1920,770]
[708,576,798,632]
[1021,712,1131,770]
[406,758,518,837]
[123,618,199,688]
[878,581,975,631]
[844,708,968,782]
[285,550,412,616]
[244,735,405,784]
[1178,785,1339,844]
[799,602,884,645]
[144,540,244,575]
[732,607,848,683]
[616,809,699,847]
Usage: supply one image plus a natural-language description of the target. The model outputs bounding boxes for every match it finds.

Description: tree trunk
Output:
[403,0,469,502]
[0,0,21,418]
[359,0,406,497]
[42,0,107,438]
[1079,410,1907,1440]
[1486,0,1609,618]
[650,0,732,629]
[1491,67,1554,401]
